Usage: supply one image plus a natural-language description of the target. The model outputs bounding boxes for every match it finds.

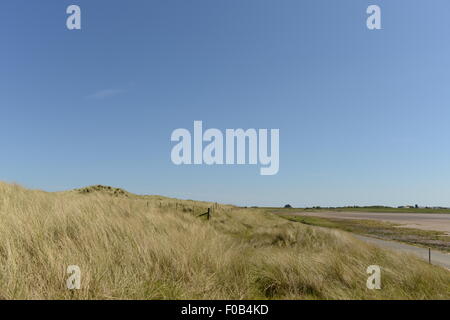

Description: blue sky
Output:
[1,0,450,207]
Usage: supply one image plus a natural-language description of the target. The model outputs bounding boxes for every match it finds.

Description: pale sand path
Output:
[354,235,450,270]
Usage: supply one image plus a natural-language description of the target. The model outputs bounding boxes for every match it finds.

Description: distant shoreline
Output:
[267,206,450,214]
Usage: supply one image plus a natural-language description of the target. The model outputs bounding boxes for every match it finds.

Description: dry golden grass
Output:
[0,182,448,299]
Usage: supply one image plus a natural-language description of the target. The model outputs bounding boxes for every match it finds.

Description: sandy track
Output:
[354,235,450,269]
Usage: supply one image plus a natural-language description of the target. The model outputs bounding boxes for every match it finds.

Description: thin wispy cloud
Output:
[87,88,125,100]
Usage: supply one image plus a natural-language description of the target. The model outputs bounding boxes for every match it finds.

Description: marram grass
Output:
[0,182,448,299]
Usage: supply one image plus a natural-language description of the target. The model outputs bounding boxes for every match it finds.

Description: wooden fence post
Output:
[197,208,211,220]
